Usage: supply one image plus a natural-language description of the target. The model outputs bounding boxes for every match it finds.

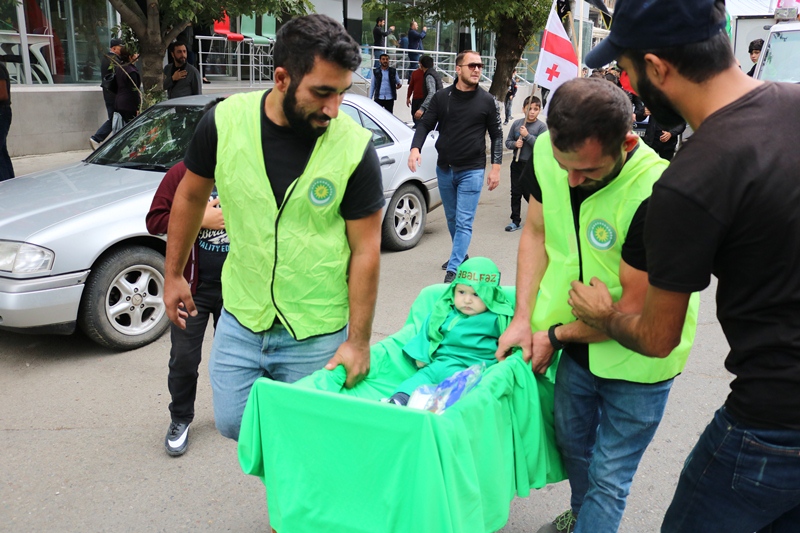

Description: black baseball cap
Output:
[585,0,727,68]
[110,38,123,48]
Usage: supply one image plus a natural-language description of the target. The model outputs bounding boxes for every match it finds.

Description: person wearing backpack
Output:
[89,38,122,150]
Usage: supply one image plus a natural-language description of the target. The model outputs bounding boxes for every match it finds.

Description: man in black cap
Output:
[568,0,800,531]
[90,38,123,149]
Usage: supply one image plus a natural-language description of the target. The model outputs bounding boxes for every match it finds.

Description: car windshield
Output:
[86,104,204,170]
[760,28,800,83]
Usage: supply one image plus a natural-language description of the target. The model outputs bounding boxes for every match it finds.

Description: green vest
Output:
[213,91,372,339]
[531,132,699,383]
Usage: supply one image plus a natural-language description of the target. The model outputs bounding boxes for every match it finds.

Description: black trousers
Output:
[375,98,394,114]
[509,159,530,225]
[168,280,223,424]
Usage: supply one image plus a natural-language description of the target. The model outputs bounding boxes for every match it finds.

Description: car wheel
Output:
[78,246,169,350]
[382,183,427,251]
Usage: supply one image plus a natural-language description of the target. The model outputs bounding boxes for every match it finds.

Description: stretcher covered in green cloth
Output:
[238,284,566,533]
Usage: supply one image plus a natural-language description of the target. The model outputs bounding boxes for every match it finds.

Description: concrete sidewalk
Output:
[12,149,92,177]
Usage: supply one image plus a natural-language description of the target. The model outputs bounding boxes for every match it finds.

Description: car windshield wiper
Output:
[113,162,171,172]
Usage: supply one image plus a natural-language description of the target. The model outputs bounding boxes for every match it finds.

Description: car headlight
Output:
[0,241,55,274]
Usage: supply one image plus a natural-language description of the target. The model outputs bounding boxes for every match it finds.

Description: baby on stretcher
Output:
[387,257,516,406]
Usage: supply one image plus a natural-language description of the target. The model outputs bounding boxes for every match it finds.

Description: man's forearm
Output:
[514,222,547,321]
[346,245,379,346]
[165,175,213,278]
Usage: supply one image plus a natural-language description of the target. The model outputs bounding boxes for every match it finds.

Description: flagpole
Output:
[578,0,584,68]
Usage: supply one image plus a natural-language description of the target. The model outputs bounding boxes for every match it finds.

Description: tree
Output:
[368,0,550,101]
[107,0,311,100]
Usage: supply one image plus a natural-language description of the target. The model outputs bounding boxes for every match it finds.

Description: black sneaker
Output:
[441,254,468,270]
[165,421,189,456]
[444,271,456,283]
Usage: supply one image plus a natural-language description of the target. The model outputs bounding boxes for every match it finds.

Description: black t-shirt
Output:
[184,91,385,220]
[645,82,800,430]
[525,149,648,371]
[197,187,228,282]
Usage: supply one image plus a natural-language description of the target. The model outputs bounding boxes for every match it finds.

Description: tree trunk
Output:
[489,15,532,102]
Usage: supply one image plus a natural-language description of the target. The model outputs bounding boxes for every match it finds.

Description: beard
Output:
[458,71,479,89]
[578,152,626,192]
[634,65,685,129]
[282,83,330,141]
[174,56,186,67]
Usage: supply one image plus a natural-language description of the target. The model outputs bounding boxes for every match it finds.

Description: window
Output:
[360,112,392,148]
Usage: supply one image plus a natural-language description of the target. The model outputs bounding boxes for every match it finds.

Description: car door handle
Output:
[380,156,396,166]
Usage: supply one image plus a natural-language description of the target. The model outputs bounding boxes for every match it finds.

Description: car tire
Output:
[78,246,169,350]
[382,183,427,251]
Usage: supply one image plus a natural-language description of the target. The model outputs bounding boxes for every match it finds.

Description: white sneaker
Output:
[89,138,101,151]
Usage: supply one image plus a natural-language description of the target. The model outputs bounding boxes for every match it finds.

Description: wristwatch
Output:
[548,323,565,351]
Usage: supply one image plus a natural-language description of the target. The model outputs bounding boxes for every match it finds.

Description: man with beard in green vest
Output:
[163,14,385,442]
[496,77,698,533]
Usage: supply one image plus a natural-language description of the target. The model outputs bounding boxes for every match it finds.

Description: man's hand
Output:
[414,109,423,120]
[172,69,188,81]
[519,125,528,137]
[422,26,427,32]
[201,197,224,230]
[325,339,370,388]
[531,330,556,374]
[515,138,524,148]
[406,99,411,107]
[495,317,533,362]
[164,274,196,329]
[396,82,402,90]
[486,165,501,191]
[408,147,421,172]
[568,277,615,331]
[659,131,673,142]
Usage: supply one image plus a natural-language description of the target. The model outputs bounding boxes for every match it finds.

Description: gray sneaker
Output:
[536,509,577,533]
[165,421,190,456]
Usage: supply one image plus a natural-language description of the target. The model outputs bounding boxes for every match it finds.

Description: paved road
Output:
[1,149,732,532]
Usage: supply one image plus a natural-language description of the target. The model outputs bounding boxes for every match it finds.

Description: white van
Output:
[754,21,800,82]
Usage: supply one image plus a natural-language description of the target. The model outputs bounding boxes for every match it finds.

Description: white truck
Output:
[754,20,800,82]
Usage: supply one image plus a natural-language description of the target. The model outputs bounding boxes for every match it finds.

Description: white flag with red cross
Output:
[534,1,579,108]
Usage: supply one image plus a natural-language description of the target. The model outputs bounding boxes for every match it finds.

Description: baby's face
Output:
[454,284,487,316]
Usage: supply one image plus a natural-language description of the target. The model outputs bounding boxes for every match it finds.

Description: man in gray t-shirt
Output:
[503,96,546,231]
[163,41,202,99]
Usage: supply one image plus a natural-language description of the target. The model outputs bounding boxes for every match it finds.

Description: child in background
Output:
[504,96,547,232]
[388,257,515,406]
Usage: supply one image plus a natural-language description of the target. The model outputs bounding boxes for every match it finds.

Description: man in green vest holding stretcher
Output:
[496,78,698,533]
[163,15,385,441]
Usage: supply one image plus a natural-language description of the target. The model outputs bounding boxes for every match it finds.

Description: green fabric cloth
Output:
[238,284,566,533]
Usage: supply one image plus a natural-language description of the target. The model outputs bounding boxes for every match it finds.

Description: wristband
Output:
[548,323,565,351]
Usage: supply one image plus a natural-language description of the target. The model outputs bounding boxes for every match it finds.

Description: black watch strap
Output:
[548,323,565,351]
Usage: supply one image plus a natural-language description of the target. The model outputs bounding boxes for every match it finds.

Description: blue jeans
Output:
[437,166,484,272]
[0,105,13,182]
[208,308,346,441]
[662,406,800,533]
[555,353,673,533]
[92,92,115,143]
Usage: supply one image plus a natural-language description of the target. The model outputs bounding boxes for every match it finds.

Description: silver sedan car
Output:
[0,93,440,350]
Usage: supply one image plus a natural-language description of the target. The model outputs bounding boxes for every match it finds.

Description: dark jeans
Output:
[0,105,13,182]
[375,98,394,114]
[92,91,116,142]
[168,280,223,424]
[509,159,529,225]
[504,98,513,122]
[662,406,800,533]
[411,98,423,125]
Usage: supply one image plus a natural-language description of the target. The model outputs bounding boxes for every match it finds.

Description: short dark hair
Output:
[623,0,734,84]
[419,55,433,69]
[524,96,541,108]
[376,16,385,24]
[456,50,480,66]
[748,38,764,53]
[379,53,389,60]
[169,41,187,55]
[547,78,632,157]
[273,14,361,82]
